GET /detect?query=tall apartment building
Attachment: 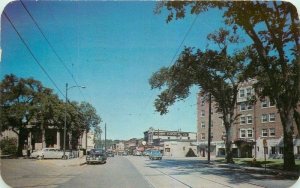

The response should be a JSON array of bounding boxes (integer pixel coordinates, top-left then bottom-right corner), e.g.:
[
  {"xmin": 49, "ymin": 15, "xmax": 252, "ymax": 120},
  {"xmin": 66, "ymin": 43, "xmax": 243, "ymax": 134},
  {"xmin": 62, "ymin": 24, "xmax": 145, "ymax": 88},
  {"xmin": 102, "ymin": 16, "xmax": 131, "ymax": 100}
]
[{"xmin": 197, "ymin": 79, "xmax": 300, "ymax": 159}]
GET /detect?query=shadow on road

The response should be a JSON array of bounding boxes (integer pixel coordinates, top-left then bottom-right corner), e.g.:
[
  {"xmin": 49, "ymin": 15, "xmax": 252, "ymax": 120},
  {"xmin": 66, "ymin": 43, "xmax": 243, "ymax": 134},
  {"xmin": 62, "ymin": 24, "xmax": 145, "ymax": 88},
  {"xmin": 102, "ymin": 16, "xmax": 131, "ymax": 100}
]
[{"xmin": 144, "ymin": 158, "xmax": 298, "ymax": 186}]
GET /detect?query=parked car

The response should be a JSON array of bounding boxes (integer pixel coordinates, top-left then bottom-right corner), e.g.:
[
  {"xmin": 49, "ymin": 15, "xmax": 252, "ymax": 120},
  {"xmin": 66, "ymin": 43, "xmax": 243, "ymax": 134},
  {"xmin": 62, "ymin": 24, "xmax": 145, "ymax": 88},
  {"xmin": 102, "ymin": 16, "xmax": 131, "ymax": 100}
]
[
  {"xmin": 30, "ymin": 148, "xmax": 69, "ymax": 159},
  {"xmin": 86, "ymin": 149, "xmax": 107, "ymax": 164},
  {"xmin": 143, "ymin": 150, "xmax": 151, "ymax": 156},
  {"xmin": 149, "ymin": 150, "xmax": 162, "ymax": 160}
]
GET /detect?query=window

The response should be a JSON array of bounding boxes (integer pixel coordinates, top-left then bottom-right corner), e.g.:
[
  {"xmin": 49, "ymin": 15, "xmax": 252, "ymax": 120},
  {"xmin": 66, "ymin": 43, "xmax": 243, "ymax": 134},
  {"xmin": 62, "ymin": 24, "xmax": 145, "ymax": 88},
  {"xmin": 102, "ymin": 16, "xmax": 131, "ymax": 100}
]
[
  {"xmin": 188, "ymin": 137, "xmax": 190, "ymax": 140},
  {"xmin": 269, "ymin": 113, "xmax": 275, "ymax": 122},
  {"xmin": 247, "ymin": 130, "xmax": 253, "ymax": 138},
  {"xmin": 247, "ymin": 104, "xmax": 253, "ymax": 110},
  {"xmin": 271, "ymin": 147, "xmax": 276, "ymax": 154},
  {"xmin": 240, "ymin": 130, "xmax": 246, "ymax": 138},
  {"xmin": 240, "ymin": 116, "xmax": 246, "ymax": 124},
  {"xmin": 239, "ymin": 89, "xmax": 245, "ymax": 98},
  {"xmin": 240, "ymin": 103, "xmax": 246, "ymax": 111},
  {"xmin": 165, "ymin": 148, "xmax": 170, "ymax": 152},
  {"xmin": 262, "ymin": 129, "xmax": 268, "ymax": 137},
  {"xmin": 201, "ymin": 133, "xmax": 205, "ymax": 140},
  {"xmin": 201, "ymin": 99, "xmax": 205, "ymax": 106},
  {"xmin": 201, "ymin": 110, "xmax": 205, "ymax": 117},
  {"xmin": 247, "ymin": 115, "xmax": 253, "ymax": 124},
  {"xmin": 183, "ymin": 147, "xmax": 185, "ymax": 151},
  {"xmin": 201, "ymin": 122, "xmax": 205, "ymax": 128},
  {"xmin": 297, "ymin": 146, "xmax": 300, "ymax": 154},
  {"xmin": 279, "ymin": 147, "xmax": 284, "ymax": 154},
  {"xmin": 246, "ymin": 88, "xmax": 252, "ymax": 97},
  {"xmin": 261, "ymin": 114, "xmax": 268, "ymax": 123},
  {"xmin": 269, "ymin": 100, "xmax": 275, "ymax": 107},
  {"xmin": 261, "ymin": 99, "xmax": 268, "ymax": 108},
  {"xmin": 269, "ymin": 128, "xmax": 275, "ymax": 137},
  {"xmin": 210, "ymin": 132, "xmax": 213, "ymax": 139}
]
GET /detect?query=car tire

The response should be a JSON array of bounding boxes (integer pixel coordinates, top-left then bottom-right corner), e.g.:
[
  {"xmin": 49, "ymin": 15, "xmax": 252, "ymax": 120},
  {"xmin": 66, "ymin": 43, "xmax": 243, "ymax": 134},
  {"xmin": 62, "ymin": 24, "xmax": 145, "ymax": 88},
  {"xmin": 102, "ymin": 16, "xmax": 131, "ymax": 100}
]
[
  {"xmin": 62, "ymin": 155, "xmax": 68, "ymax": 160},
  {"xmin": 37, "ymin": 155, "xmax": 44, "ymax": 160}
]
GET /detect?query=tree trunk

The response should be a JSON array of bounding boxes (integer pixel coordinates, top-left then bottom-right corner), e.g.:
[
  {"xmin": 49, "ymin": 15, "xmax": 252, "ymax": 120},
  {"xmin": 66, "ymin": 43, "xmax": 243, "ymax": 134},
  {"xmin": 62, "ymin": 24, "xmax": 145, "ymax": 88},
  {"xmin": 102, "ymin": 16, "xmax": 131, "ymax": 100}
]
[
  {"xmin": 279, "ymin": 108, "xmax": 296, "ymax": 170},
  {"xmin": 17, "ymin": 128, "xmax": 27, "ymax": 157},
  {"xmin": 225, "ymin": 126, "xmax": 234, "ymax": 163}
]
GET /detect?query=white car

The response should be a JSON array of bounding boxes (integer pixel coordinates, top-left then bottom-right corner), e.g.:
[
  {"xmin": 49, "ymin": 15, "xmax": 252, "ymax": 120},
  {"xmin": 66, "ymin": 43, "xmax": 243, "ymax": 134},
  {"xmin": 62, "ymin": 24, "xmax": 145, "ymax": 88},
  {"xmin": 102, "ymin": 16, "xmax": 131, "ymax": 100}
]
[{"xmin": 30, "ymin": 148, "xmax": 69, "ymax": 159}]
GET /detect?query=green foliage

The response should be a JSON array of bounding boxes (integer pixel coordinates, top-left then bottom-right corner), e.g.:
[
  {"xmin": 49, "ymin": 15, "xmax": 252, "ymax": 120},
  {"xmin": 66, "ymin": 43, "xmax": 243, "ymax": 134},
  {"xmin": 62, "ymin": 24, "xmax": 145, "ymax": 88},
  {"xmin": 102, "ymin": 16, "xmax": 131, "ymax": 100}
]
[
  {"xmin": 150, "ymin": 29, "xmax": 248, "ymax": 164},
  {"xmin": 0, "ymin": 74, "xmax": 102, "ymax": 154},
  {"xmin": 0, "ymin": 137, "xmax": 17, "ymax": 156},
  {"xmin": 156, "ymin": 0, "xmax": 299, "ymax": 171}
]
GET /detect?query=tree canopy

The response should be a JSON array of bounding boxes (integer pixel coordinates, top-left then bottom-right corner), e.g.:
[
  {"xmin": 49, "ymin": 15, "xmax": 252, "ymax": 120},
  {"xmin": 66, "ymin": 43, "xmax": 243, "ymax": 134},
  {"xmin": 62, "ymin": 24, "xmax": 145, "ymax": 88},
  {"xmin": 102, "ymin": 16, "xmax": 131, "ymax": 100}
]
[
  {"xmin": 154, "ymin": 1, "xmax": 300, "ymax": 170},
  {"xmin": 0, "ymin": 74, "xmax": 101, "ymax": 155}
]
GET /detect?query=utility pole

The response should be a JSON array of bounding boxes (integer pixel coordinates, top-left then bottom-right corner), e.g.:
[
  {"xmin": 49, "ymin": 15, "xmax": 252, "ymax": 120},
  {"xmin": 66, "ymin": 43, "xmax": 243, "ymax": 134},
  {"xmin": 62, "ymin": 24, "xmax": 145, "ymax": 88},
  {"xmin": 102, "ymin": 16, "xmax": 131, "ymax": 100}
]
[
  {"xmin": 105, "ymin": 123, "xmax": 107, "ymax": 151},
  {"xmin": 208, "ymin": 93, "xmax": 212, "ymax": 163}
]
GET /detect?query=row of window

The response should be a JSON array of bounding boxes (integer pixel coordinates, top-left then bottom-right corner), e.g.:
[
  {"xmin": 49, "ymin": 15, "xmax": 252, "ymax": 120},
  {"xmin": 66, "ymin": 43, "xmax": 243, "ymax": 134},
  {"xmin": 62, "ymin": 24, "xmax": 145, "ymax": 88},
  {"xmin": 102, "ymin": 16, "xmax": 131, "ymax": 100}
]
[
  {"xmin": 239, "ymin": 113, "xmax": 275, "ymax": 124},
  {"xmin": 239, "ymin": 100, "xmax": 275, "ymax": 112},
  {"xmin": 239, "ymin": 128, "xmax": 275, "ymax": 138},
  {"xmin": 200, "ymin": 133, "xmax": 213, "ymax": 140},
  {"xmin": 200, "ymin": 128, "xmax": 276, "ymax": 140},
  {"xmin": 200, "ymin": 113, "xmax": 275, "ymax": 128}
]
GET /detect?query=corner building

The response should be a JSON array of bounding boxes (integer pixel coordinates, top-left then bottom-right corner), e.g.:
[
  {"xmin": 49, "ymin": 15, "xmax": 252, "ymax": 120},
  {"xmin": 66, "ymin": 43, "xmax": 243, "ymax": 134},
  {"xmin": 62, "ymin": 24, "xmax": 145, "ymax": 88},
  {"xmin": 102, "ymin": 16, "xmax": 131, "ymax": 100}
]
[{"xmin": 197, "ymin": 79, "xmax": 300, "ymax": 159}]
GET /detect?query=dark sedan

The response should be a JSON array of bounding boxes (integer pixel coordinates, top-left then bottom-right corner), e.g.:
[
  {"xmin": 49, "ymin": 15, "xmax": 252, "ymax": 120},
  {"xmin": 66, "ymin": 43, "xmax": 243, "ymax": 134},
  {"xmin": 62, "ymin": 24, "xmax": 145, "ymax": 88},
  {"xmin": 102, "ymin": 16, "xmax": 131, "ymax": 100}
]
[{"xmin": 86, "ymin": 149, "xmax": 107, "ymax": 164}]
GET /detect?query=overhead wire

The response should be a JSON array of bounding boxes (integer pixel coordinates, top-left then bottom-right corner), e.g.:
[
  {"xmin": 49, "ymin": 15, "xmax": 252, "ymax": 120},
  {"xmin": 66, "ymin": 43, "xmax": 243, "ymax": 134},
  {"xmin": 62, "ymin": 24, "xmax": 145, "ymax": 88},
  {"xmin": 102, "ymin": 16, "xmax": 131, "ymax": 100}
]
[
  {"xmin": 3, "ymin": 11, "xmax": 65, "ymax": 98},
  {"xmin": 144, "ymin": 14, "xmax": 200, "ymax": 113},
  {"xmin": 4, "ymin": 9, "xmax": 86, "ymax": 120},
  {"xmin": 19, "ymin": 0, "xmax": 87, "ymax": 102}
]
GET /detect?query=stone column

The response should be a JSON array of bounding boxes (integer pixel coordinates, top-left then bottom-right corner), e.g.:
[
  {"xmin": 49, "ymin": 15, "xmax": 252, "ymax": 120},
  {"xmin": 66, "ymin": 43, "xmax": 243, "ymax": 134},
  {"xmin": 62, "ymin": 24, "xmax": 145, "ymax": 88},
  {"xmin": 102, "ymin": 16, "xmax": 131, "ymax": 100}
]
[
  {"xmin": 57, "ymin": 130, "xmax": 61, "ymax": 149},
  {"xmin": 68, "ymin": 132, "xmax": 72, "ymax": 150},
  {"xmin": 42, "ymin": 129, "xmax": 46, "ymax": 148}
]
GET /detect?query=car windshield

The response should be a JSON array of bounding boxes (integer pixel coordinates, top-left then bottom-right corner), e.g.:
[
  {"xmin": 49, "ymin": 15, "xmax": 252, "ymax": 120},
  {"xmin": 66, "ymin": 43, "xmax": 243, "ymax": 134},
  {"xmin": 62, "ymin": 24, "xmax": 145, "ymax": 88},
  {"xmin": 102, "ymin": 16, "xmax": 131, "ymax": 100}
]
[
  {"xmin": 90, "ymin": 149, "xmax": 104, "ymax": 155},
  {"xmin": 152, "ymin": 151, "xmax": 160, "ymax": 154}
]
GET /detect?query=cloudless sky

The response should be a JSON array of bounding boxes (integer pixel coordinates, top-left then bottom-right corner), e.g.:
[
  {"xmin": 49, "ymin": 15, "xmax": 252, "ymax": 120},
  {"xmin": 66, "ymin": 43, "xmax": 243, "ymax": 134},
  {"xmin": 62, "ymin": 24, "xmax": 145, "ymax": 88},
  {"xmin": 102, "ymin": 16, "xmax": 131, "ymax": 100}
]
[{"xmin": 1, "ymin": 0, "xmax": 298, "ymax": 140}]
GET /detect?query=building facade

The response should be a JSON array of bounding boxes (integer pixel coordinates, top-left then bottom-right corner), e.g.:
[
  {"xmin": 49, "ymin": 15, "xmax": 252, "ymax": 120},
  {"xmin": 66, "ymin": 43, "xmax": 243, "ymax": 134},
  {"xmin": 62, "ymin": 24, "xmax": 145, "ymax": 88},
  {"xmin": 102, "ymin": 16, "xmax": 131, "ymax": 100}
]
[
  {"xmin": 144, "ymin": 128, "xmax": 197, "ymax": 157},
  {"xmin": 197, "ymin": 79, "xmax": 300, "ymax": 159}
]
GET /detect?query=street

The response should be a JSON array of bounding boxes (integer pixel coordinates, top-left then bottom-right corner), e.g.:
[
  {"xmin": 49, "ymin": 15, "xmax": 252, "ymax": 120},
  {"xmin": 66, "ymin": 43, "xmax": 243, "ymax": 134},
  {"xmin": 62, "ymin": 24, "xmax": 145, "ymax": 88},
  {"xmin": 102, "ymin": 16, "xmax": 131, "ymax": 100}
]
[{"xmin": 1, "ymin": 156, "xmax": 298, "ymax": 188}]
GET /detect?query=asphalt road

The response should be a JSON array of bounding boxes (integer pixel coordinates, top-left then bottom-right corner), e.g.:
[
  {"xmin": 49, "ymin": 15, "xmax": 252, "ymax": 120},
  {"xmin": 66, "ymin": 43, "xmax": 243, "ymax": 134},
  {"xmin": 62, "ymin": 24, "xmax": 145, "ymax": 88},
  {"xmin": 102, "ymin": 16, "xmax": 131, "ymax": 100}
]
[
  {"xmin": 58, "ymin": 156, "xmax": 153, "ymax": 188},
  {"xmin": 1, "ymin": 156, "xmax": 298, "ymax": 188}
]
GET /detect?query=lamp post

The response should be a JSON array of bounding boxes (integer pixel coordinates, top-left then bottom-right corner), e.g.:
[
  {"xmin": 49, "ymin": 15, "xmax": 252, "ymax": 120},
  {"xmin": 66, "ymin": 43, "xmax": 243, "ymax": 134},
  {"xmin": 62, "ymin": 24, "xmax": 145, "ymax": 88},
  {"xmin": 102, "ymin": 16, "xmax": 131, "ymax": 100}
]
[{"xmin": 63, "ymin": 83, "xmax": 86, "ymax": 159}]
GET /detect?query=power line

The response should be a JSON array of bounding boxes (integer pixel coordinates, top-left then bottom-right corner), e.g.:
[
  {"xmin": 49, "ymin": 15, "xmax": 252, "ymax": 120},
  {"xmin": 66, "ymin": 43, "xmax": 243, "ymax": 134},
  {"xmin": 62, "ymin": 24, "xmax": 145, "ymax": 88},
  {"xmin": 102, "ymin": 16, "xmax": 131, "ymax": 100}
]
[
  {"xmin": 19, "ymin": 0, "xmax": 87, "ymax": 102},
  {"xmin": 3, "ymin": 11, "xmax": 65, "ymax": 98},
  {"xmin": 167, "ymin": 14, "xmax": 199, "ymax": 67},
  {"xmin": 145, "ymin": 14, "xmax": 200, "ymax": 113}
]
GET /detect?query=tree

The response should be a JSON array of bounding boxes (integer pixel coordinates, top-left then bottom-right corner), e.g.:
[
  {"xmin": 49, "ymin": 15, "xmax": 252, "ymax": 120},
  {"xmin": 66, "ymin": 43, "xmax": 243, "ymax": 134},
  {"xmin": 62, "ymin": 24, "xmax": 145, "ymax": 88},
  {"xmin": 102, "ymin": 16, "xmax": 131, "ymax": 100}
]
[
  {"xmin": 0, "ymin": 74, "xmax": 45, "ymax": 156},
  {"xmin": 94, "ymin": 124, "xmax": 103, "ymax": 148},
  {"xmin": 156, "ymin": 0, "xmax": 300, "ymax": 171},
  {"xmin": 33, "ymin": 87, "xmax": 65, "ymax": 148},
  {"xmin": 150, "ymin": 29, "xmax": 249, "ymax": 163},
  {"xmin": 79, "ymin": 102, "xmax": 101, "ymax": 149},
  {"xmin": 79, "ymin": 102, "xmax": 101, "ymax": 132}
]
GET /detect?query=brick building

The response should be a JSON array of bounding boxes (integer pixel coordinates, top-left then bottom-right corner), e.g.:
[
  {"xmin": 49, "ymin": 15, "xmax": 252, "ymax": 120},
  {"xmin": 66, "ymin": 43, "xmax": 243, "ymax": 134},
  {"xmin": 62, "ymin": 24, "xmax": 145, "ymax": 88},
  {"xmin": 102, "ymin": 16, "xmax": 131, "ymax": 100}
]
[{"xmin": 197, "ymin": 79, "xmax": 300, "ymax": 159}]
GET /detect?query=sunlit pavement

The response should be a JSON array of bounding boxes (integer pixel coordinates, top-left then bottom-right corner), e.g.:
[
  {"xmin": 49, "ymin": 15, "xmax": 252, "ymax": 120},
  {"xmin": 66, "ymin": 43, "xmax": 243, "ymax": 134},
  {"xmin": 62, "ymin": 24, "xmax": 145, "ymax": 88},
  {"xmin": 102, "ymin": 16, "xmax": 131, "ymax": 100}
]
[
  {"xmin": 126, "ymin": 156, "xmax": 299, "ymax": 188},
  {"xmin": 1, "ymin": 156, "xmax": 299, "ymax": 188},
  {"xmin": 1, "ymin": 157, "xmax": 86, "ymax": 188}
]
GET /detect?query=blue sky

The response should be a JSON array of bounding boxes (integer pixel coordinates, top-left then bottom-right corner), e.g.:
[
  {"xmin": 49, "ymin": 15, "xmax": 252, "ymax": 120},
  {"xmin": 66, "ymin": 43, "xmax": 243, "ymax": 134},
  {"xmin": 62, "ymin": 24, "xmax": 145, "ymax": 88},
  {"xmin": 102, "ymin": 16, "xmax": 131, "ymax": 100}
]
[{"xmin": 1, "ymin": 1, "xmax": 298, "ymax": 140}]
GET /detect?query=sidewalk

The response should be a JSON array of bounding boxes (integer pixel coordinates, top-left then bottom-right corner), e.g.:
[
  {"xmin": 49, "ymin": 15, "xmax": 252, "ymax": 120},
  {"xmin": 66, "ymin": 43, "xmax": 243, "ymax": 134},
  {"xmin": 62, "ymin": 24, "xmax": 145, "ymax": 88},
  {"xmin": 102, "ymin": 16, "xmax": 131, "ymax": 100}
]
[
  {"xmin": 36, "ymin": 156, "xmax": 86, "ymax": 167},
  {"xmin": 207, "ymin": 158, "xmax": 300, "ymax": 178},
  {"xmin": 163, "ymin": 156, "xmax": 299, "ymax": 178}
]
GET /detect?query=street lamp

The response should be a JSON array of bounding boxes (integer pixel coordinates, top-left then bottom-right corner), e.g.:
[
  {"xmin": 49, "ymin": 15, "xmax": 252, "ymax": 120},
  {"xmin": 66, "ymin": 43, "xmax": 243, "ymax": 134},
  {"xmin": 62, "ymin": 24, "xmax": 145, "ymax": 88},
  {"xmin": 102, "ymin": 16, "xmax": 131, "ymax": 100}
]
[{"xmin": 63, "ymin": 83, "xmax": 86, "ymax": 159}]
